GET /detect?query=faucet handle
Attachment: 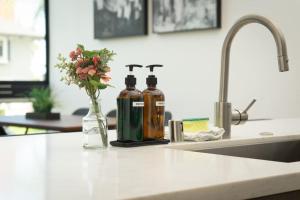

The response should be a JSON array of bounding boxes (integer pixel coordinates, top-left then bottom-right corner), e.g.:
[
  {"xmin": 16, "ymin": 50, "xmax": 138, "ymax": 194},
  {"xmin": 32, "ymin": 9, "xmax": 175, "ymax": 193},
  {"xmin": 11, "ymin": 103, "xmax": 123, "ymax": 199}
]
[
  {"xmin": 232, "ymin": 99, "xmax": 257, "ymax": 125},
  {"xmin": 242, "ymin": 99, "xmax": 256, "ymax": 113}
]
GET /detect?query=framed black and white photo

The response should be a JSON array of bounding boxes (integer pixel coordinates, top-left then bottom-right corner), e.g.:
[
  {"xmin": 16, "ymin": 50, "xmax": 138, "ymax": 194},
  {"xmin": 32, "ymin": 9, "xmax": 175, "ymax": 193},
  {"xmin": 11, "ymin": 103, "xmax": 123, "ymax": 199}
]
[
  {"xmin": 0, "ymin": 36, "xmax": 9, "ymax": 64},
  {"xmin": 153, "ymin": 0, "xmax": 221, "ymax": 33},
  {"xmin": 94, "ymin": 0, "xmax": 148, "ymax": 39}
]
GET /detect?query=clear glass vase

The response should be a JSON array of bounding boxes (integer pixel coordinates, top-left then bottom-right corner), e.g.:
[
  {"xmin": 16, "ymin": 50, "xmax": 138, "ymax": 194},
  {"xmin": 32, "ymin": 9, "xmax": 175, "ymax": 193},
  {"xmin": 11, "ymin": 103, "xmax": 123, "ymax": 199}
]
[{"xmin": 82, "ymin": 98, "xmax": 108, "ymax": 149}]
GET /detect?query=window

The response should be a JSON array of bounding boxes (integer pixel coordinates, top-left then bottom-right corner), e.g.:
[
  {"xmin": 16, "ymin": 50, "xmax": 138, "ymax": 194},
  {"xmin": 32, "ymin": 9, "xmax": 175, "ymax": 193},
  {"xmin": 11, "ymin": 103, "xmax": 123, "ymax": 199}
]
[{"xmin": 0, "ymin": 0, "xmax": 49, "ymax": 97}]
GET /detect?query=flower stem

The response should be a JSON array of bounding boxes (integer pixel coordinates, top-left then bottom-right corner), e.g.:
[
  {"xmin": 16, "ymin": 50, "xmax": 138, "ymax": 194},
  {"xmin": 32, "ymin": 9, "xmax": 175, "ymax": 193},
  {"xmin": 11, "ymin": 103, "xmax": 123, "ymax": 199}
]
[{"xmin": 91, "ymin": 95, "xmax": 108, "ymax": 147}]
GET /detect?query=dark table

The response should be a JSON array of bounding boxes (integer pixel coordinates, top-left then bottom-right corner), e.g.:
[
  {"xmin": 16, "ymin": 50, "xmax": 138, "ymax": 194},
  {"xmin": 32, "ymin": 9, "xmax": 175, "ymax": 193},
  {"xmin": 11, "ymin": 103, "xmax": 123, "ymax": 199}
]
[{"xmin": 0, "ymin": 115, "xmax": 116, "ymax": 135}]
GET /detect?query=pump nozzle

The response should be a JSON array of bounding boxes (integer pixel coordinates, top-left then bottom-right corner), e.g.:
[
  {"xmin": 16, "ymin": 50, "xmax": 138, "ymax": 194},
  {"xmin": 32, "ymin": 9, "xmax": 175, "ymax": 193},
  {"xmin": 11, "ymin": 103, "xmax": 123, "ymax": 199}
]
[
  {"xmin": 145, "ymin": 64, "xmax": 163, "ymax": 87},
  {"xmin": 125, "ymin": 64, "xmax": 142, "ymax": 88},
  {"xmin": 126, "ymin": 64, "xmax": 143, "ymax": 72},
  {"xmin": 146, "ymin": 64, "xmax": 163, "ymax": 72}
]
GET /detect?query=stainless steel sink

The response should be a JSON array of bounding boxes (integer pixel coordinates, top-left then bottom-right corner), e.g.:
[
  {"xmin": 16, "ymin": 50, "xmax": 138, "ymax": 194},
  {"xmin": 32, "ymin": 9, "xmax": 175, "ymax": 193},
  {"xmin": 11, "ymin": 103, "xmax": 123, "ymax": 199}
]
[{"xmin": 196, "ymin": 140, "xmax": 300, "ymax": 163}]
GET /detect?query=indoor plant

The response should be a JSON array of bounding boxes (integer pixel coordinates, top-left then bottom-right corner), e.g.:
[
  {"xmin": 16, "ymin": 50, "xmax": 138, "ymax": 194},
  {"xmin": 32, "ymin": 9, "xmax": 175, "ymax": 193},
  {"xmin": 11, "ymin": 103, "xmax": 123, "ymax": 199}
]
[
  {"xmin": 55, "ymin": 44, "xmax": 115, "ymax": 148},
  {"xmin": 26, "ymin": 87, "xmax": 59, "ymax": 120}
]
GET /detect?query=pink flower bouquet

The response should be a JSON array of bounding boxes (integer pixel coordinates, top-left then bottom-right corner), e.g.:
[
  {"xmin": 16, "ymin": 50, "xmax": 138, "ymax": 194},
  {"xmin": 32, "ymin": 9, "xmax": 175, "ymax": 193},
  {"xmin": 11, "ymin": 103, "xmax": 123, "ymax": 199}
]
[{"xmin": 56, "ymin": 44, "xmax": 115, "ymax": 147}]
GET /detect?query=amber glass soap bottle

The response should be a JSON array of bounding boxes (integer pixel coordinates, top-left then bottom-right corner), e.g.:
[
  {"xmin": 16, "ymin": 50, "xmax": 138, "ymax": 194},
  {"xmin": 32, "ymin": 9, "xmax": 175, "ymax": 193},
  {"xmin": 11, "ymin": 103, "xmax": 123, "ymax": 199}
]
[
  {"xmin": 117, "ymin": 64, "xmax": 144, "ymax": 142},
  {"xmin": 143, "ymin": 64, "xmax": 165, "ymax": 140}
]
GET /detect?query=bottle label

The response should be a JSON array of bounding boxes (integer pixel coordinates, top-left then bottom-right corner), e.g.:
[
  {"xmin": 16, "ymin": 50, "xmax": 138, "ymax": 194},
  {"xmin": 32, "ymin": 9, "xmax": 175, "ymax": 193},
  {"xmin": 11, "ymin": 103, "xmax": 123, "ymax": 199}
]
[
  {"xmin": 156, "ymin": 101, "xmax": 165, "ymax": 107},
  {"xmin": 132, "ymin": 102, "xmax": 144, "ymax": 107}
]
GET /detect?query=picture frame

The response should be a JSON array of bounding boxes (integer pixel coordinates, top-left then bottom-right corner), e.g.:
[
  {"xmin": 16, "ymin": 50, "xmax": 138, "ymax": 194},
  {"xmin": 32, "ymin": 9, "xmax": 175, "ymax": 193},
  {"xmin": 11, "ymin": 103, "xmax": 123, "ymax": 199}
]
[
  {"xmin": 0, "ymin": 36, "xmax": 9, "ymax": 64},
  {"xmin": 153, "ymin": 0, "xmax": 221, "ymax": 34},
  {"xmin": 94, "ymin": 0, "xmax": 148, "ymax": 39}
]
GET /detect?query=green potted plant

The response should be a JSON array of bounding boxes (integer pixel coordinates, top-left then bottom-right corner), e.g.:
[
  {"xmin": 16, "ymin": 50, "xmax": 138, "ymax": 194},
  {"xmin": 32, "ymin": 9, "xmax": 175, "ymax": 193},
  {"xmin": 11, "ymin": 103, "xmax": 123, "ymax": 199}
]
[{"xmin": 26, "ymin": 87, "xmax": 60, "ymax": 120}]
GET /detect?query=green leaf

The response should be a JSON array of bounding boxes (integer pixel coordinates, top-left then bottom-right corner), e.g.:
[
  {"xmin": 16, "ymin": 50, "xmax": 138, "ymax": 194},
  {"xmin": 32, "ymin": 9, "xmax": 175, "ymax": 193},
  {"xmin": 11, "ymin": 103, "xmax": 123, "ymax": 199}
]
[
  {"xmin": 106, "ymin": 84, "xmax": 115, "ymax": 88},
  {"xmin": 82, "ymin": 50, "xmax": 97, "ymax": 58},
  {"xmin": 77, "ymin": 44, "xmax": 85, "ymax": 50},
  {"xmin": 98, "ymin": 82, "xmax": 107, "ymax": 89},
  {"xmin": 89, "ymin": 79, "xmax": 107, "ymax": 90},
  {"xmin": 89, "ymin": 79, "xmax": 99, "ymax": 87}
]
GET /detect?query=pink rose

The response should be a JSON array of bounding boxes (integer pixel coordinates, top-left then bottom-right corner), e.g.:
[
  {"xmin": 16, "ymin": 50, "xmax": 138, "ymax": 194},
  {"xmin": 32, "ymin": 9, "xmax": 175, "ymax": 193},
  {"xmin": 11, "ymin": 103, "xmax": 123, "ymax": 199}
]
[
  {"xmin": 79, "ymin": 74, "xmax": 87, "ymax": 80},
  {"xmin": 81, "ymin": 68, "xmax": 89, "ymax": 74},
  {"xmin": 76, "ymin": 67, "xmax": 82, "ymax": 74},
  {"xmin": 88, "ymin": 68, "xmax": 97, "ymax": 76},
  {"xmin": 69, "ymin": 51, "xmax": 77, "ymax": 61},
  {"xmin": 81, "ymin": 65, "xmax": 94, "ymax": 74},
  {"xmin": 92, "ymin": 56, "xmax": 101, "ymax": 65}
]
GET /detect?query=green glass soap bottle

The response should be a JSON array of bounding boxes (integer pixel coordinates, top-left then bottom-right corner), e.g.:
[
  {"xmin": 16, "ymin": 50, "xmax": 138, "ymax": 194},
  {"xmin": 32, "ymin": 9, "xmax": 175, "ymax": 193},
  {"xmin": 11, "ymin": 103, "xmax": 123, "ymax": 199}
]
[
  {"xmin": 143, "ymin": 64, "xmax": 165, "ymax": 140},
  {"xmin": 117, "ymin": 64, "xmax": 144, "ymax": 142}
]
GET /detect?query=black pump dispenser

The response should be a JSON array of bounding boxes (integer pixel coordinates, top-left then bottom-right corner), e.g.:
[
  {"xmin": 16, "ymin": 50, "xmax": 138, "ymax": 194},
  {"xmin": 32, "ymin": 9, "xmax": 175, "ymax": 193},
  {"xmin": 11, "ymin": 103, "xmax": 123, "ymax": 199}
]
[
  {"xmin": 117, "ymin": 64, "xmax": 144, "ymax": 142},
  {"xmin": 125, "ymin": 64, "xmax": 142, "ymax": 87},
  {"xmin": 146, "ymin": 64, "xmax": 163, "ymax": 87}
]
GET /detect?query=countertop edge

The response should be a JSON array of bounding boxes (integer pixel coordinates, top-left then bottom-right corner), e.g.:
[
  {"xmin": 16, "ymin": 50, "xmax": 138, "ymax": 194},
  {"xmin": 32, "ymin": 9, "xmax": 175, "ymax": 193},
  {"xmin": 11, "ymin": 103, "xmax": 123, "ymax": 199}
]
[{"xmin": 126, "ymin": 171, "xmax": 300, "ymax": 200}]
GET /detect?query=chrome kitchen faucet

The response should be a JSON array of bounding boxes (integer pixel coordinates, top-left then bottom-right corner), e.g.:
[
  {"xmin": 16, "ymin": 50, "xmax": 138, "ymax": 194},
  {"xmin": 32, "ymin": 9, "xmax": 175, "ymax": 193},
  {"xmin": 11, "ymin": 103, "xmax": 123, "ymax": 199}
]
[{"xmin": 215, "ymin": 15, "xmax": 290, "ymax": 138}]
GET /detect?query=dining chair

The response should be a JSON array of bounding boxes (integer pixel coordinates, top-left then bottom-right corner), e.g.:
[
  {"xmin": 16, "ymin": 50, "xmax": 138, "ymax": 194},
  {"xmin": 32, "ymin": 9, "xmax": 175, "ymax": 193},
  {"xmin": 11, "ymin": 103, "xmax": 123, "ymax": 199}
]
[{"xmin": 72, "ymin": 108, "xmax": 89, "ymax": 116}]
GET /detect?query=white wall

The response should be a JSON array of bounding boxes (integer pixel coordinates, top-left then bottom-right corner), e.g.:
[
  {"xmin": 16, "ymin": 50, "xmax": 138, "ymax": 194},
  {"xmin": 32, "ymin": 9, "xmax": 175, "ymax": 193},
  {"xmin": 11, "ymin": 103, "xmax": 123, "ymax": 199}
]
[{"xmin": 50, "ymin": 0, "xmax": 300, "ymax": 121}]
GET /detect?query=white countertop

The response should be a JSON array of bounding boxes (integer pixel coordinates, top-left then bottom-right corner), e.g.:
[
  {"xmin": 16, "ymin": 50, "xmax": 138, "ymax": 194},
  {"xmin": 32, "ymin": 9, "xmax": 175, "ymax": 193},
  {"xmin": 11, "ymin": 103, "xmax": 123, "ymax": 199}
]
[{"xmin": 2, "ymin": 118, "xmax": 300, "ymax": 200}]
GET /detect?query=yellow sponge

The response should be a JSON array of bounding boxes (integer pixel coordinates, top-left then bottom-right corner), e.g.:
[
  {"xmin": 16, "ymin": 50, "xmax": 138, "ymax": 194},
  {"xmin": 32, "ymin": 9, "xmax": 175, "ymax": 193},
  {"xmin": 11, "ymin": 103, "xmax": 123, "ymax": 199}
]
[{"xmin": 183, "ymin": 118, "xmax": 209, "ymax": 132}]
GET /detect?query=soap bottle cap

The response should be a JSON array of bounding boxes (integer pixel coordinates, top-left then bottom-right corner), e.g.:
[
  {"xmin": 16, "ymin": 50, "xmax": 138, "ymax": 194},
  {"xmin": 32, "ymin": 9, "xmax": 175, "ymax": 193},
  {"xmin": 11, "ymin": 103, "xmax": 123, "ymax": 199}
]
[
  {"xmin": 146, "ymin": 64, "xmax": 163, "ymax": 87},
  {"xmin": 125, "ymin": 64, "xmax": 143, "ymax": 88}
]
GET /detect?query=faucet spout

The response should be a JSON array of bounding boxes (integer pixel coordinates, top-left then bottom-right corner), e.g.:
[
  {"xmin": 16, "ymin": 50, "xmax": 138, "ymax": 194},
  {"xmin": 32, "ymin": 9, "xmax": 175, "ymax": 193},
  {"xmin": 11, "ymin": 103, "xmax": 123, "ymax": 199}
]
[
  {"xmin": 215, "ymin": 15, "xmax": 290, "ymax": 138},
  {"xmin": 219, "ymin": 15, "xmax": 289, "ymax": 103}
]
